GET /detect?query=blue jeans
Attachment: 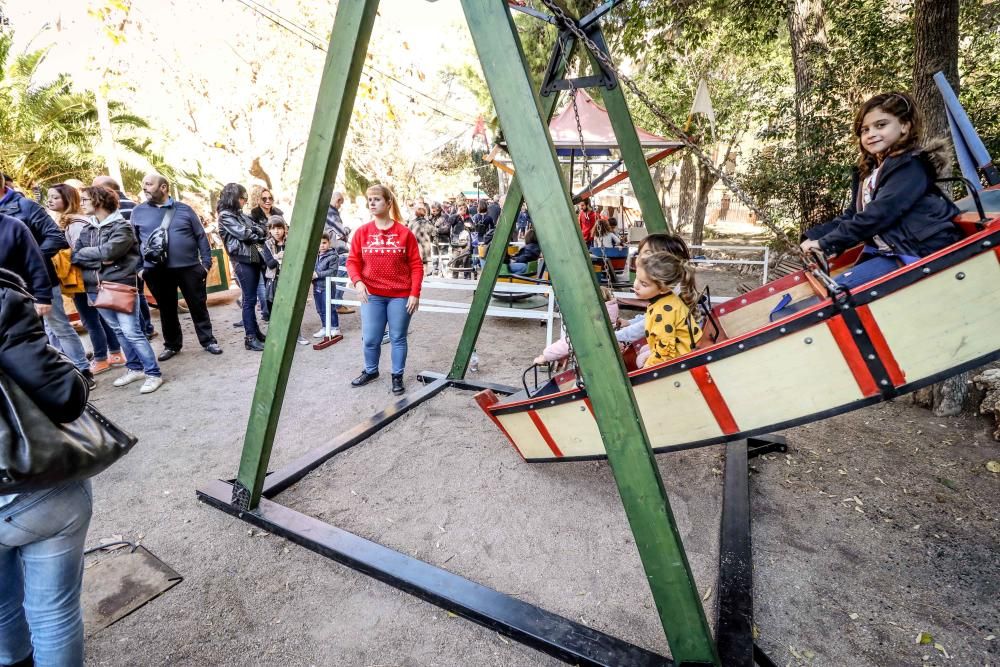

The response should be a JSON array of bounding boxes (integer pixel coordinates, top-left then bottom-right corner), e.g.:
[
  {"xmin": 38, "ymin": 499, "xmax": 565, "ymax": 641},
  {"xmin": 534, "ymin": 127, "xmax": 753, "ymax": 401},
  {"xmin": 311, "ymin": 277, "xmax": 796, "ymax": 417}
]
[
  {"xmin": 73, "ymin": 292, "xmax": 120, "ymax": 360},
  {"xmin": 136, "ymin": 278, "xmax": 154, "ymax": 336},
  {"xmin": 361, "ymin": 295, "xmax": 411, "ymax": 375},
  {"xmin": 257, "ymin": 279, "xmax": 270, "ymax": 321},
  {"xmin": 313, "ymin": 282, "xmax": 339, "ymax": 330},
  {"xmin": 509, "ymin": 261, "xmax": 529, "ymax": 275},
  {"xmin": 835, "ymin": 254, "xmax": 916, "ymax": 289},
  {"xmin": 234, "ymin": 262, "xmax": 264, "ymax": 338},
  {"xmin": 95, "ymin": 295, "xmax": 162, "ymax": 377},
  {"xmin": 43, "ymin": 286, "xmax": 90, "ymax": 372},
  {"xmin": 0, "ymin": 480, "xmax": 93, "ymax": 667}
]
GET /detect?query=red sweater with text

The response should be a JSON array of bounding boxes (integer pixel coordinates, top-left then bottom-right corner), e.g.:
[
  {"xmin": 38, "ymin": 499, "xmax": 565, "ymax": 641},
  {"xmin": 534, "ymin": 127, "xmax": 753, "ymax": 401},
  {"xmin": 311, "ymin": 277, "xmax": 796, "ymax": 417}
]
[{"xmin": 346, "ymin": 221, "xmax": 424, "ymax": 298}]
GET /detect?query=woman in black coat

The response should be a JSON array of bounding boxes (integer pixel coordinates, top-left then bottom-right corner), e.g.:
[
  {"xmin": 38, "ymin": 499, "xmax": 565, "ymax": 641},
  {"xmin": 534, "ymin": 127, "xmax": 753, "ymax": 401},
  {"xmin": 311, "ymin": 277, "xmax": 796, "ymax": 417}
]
[
  {"xmin": 0, "ymin": 268, "xmax": 90, "ymax": 667},
  {"xmin": 217, "ymin": 183, "xmax": 268, "ymax": 351}
]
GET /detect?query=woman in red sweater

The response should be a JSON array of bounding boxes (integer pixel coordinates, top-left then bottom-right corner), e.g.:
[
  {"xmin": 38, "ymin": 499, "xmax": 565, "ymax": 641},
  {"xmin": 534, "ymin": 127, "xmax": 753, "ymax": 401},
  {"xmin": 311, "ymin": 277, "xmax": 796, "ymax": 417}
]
[{"xmin": 346, "ymin": 184, "xmax": 424, "ymax": 395}]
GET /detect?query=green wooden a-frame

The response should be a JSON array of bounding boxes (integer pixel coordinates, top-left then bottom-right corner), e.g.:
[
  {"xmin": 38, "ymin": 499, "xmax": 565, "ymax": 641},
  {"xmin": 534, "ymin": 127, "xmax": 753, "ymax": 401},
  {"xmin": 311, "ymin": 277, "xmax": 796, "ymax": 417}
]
[{"xmin": 228, "ymin": 1, "xmax": 718, "ymax": 663}]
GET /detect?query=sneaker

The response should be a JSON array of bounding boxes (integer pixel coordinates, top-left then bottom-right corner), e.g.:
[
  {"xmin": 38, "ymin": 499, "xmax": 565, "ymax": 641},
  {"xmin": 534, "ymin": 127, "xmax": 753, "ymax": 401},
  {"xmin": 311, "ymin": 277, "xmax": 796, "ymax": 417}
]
[
  {"xmin": 381, "ymin": 332, "xmax": 390, "ymax": 345},
  {"xmin": 90, "ymin": 358, "xmax": 112, "ymax": 375},
  {"xmin": 107, "ymin": 352, "xmax": 126, "ymax": 367},
  {"xmin": 327, "ymin": 328, "xmax": 342, "ymax": 338},
  {"xmin": 313, "ymin": 328, "xmax": 328, "ymax": 338},
  {"xmin": 297, "ymin": 336, "xmax": 310, "ymax": 346},
  {"xmin": 351, "ymin": 369, "xmax": 380, "ymax": 387},
  {"xmin": 113, "ymin": 369, "xmax": 146, "ymax": 387},
  {"xmin": 139, "ymin": 376, "xmax": 164, "ymax": 394},
  {"xmin": 391, "ymin": 373, "xmax": 404, "ymax": 395}
]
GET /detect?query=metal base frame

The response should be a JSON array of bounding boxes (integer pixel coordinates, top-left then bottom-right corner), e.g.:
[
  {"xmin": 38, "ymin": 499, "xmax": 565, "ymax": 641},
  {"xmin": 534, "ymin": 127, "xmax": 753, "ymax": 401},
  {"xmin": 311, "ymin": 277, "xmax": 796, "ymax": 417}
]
[{"xmin": 198, "ymin": 374, "xmax": 783, "ymax": 666}]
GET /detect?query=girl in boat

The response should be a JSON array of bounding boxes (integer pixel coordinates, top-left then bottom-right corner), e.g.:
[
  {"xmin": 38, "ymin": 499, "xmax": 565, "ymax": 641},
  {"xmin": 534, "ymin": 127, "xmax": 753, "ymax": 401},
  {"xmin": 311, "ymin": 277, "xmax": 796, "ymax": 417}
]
[
  {"xmin": 616, "ymin": 233, "xmax": 691, "ymax": 345},
  {"xmin": 633, "ymin": 251, "xmax": 701, "ymax": 368},
  {"xmin": 800, "ymin": 91, "xmax": 961, "ymax": 287}
]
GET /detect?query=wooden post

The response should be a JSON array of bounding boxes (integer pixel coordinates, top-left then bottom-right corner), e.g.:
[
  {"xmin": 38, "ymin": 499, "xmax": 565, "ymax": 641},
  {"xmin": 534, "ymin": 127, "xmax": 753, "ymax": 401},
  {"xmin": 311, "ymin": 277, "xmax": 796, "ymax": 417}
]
[
  {"xmin": 232, "ymin": 0, "xmax": 381, "ymax": 511},
  {"xmin": 585, "ymin": 26, "xmax": 671, "ymax": 234},
  {"xmin": 460, "ymin": 2, "xmax": 718, "ymax": 664},
  {"xmin": 448, "ymin": 38, "xmax": 575, "ymax": 380}
]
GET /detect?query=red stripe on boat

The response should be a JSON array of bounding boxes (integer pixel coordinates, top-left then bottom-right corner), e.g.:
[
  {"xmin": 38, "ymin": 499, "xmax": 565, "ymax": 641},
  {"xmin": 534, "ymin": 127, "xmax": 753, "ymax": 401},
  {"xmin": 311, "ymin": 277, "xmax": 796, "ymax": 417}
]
[
  {"xmin": 583, "ymin": 398, "xmax": 595, "ymax": 415},
  {"xmin": 528, "ymin": 410, "xmax": 564, "ymax": 457},
  {"xmin": 690, "ymin": 366, "xmax": 739, "ymax": 434},
  {"xmin": 475, "ymin": 391, "xmax": 527, "ymax": 461},
  {"xmin": 855, "ymin": 306, "xmax": 906, "ymax": 386},
  {"xmin": 826, "ymin": 317, "xmax": 880, "ymax": 397}
]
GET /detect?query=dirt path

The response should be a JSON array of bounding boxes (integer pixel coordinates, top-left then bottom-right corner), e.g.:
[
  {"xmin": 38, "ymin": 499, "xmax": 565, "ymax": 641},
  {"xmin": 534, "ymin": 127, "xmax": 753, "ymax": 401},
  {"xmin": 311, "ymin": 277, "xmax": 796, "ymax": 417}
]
[{"xmin": 81, "ymin": 285, "xmax": 998, "ymax": 666}]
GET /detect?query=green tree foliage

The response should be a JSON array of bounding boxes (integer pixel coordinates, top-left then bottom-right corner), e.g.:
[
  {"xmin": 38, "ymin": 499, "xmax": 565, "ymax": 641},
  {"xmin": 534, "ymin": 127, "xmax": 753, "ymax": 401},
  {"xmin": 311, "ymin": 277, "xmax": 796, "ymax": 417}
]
[{"xmin": 0, "ymin": 30, "xmax": 203, "ymax": 193}]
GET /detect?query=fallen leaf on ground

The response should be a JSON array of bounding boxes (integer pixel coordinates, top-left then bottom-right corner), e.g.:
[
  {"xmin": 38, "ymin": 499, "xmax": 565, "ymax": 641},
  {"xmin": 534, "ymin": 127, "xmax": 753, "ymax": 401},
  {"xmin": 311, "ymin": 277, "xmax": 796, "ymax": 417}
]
[
  {"xmin": 934, "ymin": 642, "xmax": 949, "ymax": 658},
  {"xmin": 849, "ymin": 612, "xmax": 859, "ymax": 620},
  {"xmin": 916, "ymin": 632, "xmax": 933, "ymax": 645},
  {"xmin": 987, "ymin": 460, "xmax": 1000, "ymax": 473},
  {"xmin": 702, "ymin": 586, "xmax": 712, "ymax": 601}
]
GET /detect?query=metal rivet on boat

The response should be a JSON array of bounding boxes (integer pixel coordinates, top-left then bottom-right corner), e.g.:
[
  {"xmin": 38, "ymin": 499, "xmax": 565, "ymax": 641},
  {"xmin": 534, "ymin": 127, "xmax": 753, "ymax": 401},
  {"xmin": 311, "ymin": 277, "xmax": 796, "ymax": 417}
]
[
  {"xmin": 881, "ymin": 379, "xmax": 889, "ymax": 386},
  {"xmin": 529, "ymin": 405, "xmax": 534, "ymax": 410},
  {"xmin": 674, "ymin": 381, "xmax": 681, "ymax": 387},
  {"xmin": 855, "ymin": 329, "xmax": 863, "ymax": 335},
  {"xmin": 984, "ymin": 240, "xmax": 992, "ymax": 247},
  {"xmin": 720, "ymin": 308, "xmax": 726, "ymax": 314},
  {"xmin": 580, "ymin": 405, "xmax": 586, "ymax": 411},
  {"xmin": 738, "ymin": 343, "xmax": 745, "ymax": 349},
  {"xmin": 804, "ymin": 337, "xmax": 813, "ymax": 344},
  {"xmin": 794, "ymin": 276, "xmax": 800, "ymax": 281},
  {"xmin": 922, "ymin": 267, "xmax": 931, "ymax": 274},
  {"xmin": 740, "ymin": 298, "xmax": 747, "ymax": 304},
  {"xmin": 817, "ymin": 311, "xmax": 824, "ymax": 317},
  {"xmin": 706, "ymin": 355, "xmax": 713, "ymax": 361},
  {"xmin": 550, "ymin": 400, "xmax": 555, "ymax": 405},
  {"xmin": 956, "ymin": 272, "xmax": 966, "ymax": 280},
  {"xmin": 867, "ymin": 354, "xmax": 876, "ymax": 360},
  {"xmin": 653, "ymin": 372, "xmax": 659, "ymax": 378},
  {"xmin": 870, "ymin": 291, "xmax": 878, "ymax": 297},
  {"xmin": 780, "ymin": 327, "xmax": 787, "ymax": 333},
  {"xmin": 768, "ymin": 287, "xmax": 775, "ymax": 293}
]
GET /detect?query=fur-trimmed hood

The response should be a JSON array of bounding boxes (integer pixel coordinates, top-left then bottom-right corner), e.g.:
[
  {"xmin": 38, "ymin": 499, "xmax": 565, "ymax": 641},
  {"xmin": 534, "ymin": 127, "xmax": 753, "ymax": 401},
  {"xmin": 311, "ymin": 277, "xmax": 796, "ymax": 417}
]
[{"xmin": 918, "ymin": 137, "xmax": 954, "ymax": 178}]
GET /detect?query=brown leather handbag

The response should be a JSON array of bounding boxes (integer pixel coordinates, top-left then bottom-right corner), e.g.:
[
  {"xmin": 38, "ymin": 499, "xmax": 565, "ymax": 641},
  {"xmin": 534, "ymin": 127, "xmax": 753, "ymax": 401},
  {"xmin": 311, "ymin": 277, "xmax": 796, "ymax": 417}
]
[{"xmin": 93, "ymin": 280, "xmax": 138, "ymax": 314}]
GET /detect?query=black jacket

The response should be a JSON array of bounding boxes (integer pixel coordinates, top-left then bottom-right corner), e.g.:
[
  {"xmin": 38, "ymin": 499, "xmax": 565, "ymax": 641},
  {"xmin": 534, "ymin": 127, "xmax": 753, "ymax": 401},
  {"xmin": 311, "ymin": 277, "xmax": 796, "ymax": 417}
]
[
  {"xmin": 0, "ymin": 214, "xmax": 52, "ymax": 303},
  {"xmin": 0, "ymin": 189, "xmax": 68, "ymax": 284},
  {"xmin": 0, "ymin": 269, "xmax": 88, "ymax": 423},
  {"xmin": 72, "ymin": 212, "xmax": 142, "ymax": 290},
  {"xmin": 218, "ymin": 210, "xmax": 267, "ymax": 265},
  {"xmin": 511, "ymin": 242, "xmax": 541, "ymax": 264},
  {"xmin": 250, "ymin": 205, "xmax": 284, "ymax": 225},
  {"xmin": 806, "ymin": 140, "xmax": 961, "ymax": 258}
]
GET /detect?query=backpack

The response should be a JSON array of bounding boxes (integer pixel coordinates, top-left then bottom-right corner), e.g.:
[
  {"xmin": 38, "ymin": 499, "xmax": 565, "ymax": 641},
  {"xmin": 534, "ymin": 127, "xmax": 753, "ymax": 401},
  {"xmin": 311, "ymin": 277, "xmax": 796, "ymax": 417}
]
[{"xmin": 142, "ymin": 207, "xmax": 174, "ymax": 266}]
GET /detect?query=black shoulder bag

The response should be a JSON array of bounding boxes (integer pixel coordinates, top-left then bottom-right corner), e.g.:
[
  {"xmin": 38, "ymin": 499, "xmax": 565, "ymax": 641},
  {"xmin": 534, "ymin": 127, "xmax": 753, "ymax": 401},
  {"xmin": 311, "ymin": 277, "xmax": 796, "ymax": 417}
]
[
  {"xmin": 142, "ymin": 207, "xmax": 175, "ymax": 266},
  {"xmin": 0, "ymin": 371, "xmax": 138, "ymax": 494}
]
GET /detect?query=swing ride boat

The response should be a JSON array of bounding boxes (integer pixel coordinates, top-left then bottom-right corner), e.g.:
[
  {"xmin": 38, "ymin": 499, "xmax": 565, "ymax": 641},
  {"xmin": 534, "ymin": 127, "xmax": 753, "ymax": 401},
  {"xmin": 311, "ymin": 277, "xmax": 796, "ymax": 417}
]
[{"xmin": 476, "ymin": 188, "xmax": 1000, "ymax": 461}]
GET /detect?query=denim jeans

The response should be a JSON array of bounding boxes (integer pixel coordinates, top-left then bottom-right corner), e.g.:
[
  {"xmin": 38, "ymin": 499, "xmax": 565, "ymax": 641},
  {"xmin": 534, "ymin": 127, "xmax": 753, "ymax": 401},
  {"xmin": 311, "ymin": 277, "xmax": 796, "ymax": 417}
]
[
  {"xmin": 360, "ymin": 295, "xmax": 411, "ymax": 375},
  {"xmin": 257, "ymin": 279, "xmax": 269, "ymax": 321},
  {"xmin": 508, "ymin": 261, "xmax": 529, "ymax": 275},
  {"xmin": 834, "ymin": 253, "xmax": 916, "ymax": 289},
  {"xmin": 95, "ymin": 294, "xmax": 162, "ymax": 377},
  {"xmin": 0, "ymin": 480, "xmax": 93, "ymax": 667},
  {"xmin": 313, "ymin": 282, "xmax": 339, "ymax": 330},
  {"xmin": 234, "ymin": 262, "xmax": 264, "ymax": 338},
  {"xmin": 43, "ymin": 286, "xmax": 89, "ymax": 372},
  {"xmin": 72, "ymin": 293, "xmax": 120, "ymax": 360}
]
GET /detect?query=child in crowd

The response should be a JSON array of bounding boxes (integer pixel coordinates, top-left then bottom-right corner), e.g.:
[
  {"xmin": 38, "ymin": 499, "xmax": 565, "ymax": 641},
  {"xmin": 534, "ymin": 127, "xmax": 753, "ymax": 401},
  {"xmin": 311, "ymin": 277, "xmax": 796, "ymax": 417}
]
[
  {"xmin": 260, "ymin": 216, "xmax": 309, "ymax": 345},
  {"xmin": 616, "ymin": 233, "xmax": 691, "ymax": 345},
  {"xmin": 592, "ymin": 216, "xmax": 621, "ymax": 249},
  {"xmin": 633, "ymin": 252, "xmax": 701, "ymax": 368},
  {"xmin": 507, "ymin": 229, "xmax": 540, "ymax": 275},
  {"xmin": 312, "ymin": 233, "xmax": 341, "ymax": 338},
  {"xmin": 534, "ymin": 286, "xmax": 617, "ymax": 368},
  {"xmin": 800, "ymin": 91, "xmax": 960, "ymax": 287}
]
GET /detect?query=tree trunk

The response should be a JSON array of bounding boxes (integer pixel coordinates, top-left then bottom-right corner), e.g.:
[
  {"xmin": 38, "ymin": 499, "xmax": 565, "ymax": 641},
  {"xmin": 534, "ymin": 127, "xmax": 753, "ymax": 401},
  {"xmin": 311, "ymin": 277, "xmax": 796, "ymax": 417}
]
[
  {"xmin": 677, "ymin": 154, "xmax": 697, "ymax": 233},
  {"xmin": 690, "ymin": 164, "xmax": 719, "ymax": 248},
  {"xmin": 911, "ymin": 0, "xmax": 969, "ymax": 417},
  {"xmin": 913, "ymin": 0, "xmax": 960, "ymax": 142},
  {"xmin": 786, "ymin": 0, "xmax": 830, "ymax": 232}
]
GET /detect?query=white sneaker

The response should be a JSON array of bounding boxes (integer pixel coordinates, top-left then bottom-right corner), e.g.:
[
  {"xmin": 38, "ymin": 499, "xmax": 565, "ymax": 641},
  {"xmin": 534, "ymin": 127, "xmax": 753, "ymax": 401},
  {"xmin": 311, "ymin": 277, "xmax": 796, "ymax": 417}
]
[
  {"xmin": 113, "ymin": 369, "xmax": 145, "ymax": 387},
  {"xmin": 312, "ymin": 328, "xmax": 327, "ymax": 338},
  {"xmin": 297, "ymin": 335, "xmax": 310, "ymax": 345},
  {"xmin": 139, "ymin": 376, "xmax": 164, "ymax": 394},
  {"xmin": 327, "ymin": 328, "xmax": 341, "ymax": 337}
]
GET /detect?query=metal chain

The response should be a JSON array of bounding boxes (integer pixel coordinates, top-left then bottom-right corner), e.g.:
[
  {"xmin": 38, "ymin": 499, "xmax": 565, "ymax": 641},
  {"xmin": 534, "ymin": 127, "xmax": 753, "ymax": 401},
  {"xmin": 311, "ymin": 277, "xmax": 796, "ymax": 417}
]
[
  {"xmin": 568, "ymin": 79, "xmax": 593, "ymax": 191},
  {"xmin": 537, "ymin": 0, "xmax": 801, "ymax": 251}
]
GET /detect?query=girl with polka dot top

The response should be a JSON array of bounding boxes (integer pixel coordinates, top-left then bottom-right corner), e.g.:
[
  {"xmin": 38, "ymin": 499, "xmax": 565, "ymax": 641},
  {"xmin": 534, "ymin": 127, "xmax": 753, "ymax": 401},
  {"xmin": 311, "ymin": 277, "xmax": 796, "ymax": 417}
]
[{"xmin": 632, "ymin": 252, "xmax": 702, "ymax": 368}]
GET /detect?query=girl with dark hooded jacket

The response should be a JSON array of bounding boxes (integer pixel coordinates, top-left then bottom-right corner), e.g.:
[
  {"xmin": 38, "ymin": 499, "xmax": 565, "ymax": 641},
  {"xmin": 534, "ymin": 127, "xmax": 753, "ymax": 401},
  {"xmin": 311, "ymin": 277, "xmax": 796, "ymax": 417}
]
[
  {"xmin": 801, "ymin": 91, "xmax": 961, "ymax": 288},
  {"xmin": 73, "ymin": 186, "xmax": 163, "ymax": 394},
  {"xmin": 0, "ymin": 268, "xmax": 90, "ymax": 667},
  {"xmin": 217, "ymin": 183, "xmax": 268, "ymax": 351}
]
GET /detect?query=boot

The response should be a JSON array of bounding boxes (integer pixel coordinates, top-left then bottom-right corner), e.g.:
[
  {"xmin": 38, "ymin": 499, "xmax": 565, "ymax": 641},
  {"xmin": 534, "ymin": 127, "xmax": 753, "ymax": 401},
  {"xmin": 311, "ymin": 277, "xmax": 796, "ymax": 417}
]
[
  {"xmin": 244, "ymin": 335, "xmax": 265, "ymax": 352},
  {"xmin": 391, "ymin": 373, "xmax": 405, "ymax": 395},
  {"xmin": 256, "ymin": 331, "xmax": 266, "ymax": 343},
  {"xmin": 351, "ymin": 369, "xmax": 379, "ymax": 387}
]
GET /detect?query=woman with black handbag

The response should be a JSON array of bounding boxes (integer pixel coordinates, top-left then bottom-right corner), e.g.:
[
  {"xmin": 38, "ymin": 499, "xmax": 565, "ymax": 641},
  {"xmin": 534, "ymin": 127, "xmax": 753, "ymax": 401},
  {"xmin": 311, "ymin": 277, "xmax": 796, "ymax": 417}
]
[
  {"xmin": 217, "ymin": 183, "xmax": 268, "ymax": 351},
  {"xmin": 73, "ymin": 187, "xmax": 163, "ymax": 394},
  {"xmin": 0, "ymin": 267, "xmax": 92, "ymax": 667}
]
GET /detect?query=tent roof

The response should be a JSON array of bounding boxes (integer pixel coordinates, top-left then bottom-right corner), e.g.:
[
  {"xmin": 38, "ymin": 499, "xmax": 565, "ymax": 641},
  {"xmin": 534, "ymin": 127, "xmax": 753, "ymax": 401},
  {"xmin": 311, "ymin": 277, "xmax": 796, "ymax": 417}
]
[{"xmin": 547, "ymin": 89, "xmax": 682, "ymax": 150}]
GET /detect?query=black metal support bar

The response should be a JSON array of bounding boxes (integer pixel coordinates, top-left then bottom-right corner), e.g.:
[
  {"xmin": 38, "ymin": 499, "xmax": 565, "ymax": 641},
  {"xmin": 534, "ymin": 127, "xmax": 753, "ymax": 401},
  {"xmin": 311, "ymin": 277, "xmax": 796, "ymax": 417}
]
[
  {"xmin": 579, "ymin": 0, "xmax": 625, "ymax": 28},
  {"xmin": 196, "ymin": 479, "xmax": 675, "ymax": 667},
  {"xmin": 745, "ymin": 434, "xmax": 787, "ymax": 460},
  {"xmin": 260, "ymin": 378, "xmax": 449, "ymax": 497},
  {"xmin": 508, "ymin": 3, "xmax": 557, "ymax": 25},
  {"xmin": 717, "ymin": 440, "xmax": 754, "ymax": 667},
  {"xmin": 416, "ymin": 370, "xmax": 518, "ymax": 396}
]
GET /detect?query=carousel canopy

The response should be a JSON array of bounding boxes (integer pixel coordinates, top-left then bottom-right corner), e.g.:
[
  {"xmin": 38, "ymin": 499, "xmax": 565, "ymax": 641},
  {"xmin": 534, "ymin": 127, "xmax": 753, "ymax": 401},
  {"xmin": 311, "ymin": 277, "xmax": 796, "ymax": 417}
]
[{"xmin": 546, "ymin": 89, "xmax": 683, "ymax": 156}]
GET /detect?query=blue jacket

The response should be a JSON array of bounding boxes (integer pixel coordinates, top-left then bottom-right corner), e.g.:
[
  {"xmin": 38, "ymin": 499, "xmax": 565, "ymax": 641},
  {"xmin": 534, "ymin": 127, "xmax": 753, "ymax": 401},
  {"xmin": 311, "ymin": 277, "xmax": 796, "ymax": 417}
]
[
  {"xmin": 806, "ymin": 141, "xmax": 961, "ymax": 258},
  {"xmin": 0, "ymin": 188, "xmax": 68, "ymax": 283},
  {"xmin": 313, "ymin": 249, "xmax": 339, "ymax": 286},
  {"xmin": 0, "ymin": 214, "xmax": 53, "ymax": 304},
  {"xmin": 131, "ymin": 199, "xmax": 212, "ymax": 270}
]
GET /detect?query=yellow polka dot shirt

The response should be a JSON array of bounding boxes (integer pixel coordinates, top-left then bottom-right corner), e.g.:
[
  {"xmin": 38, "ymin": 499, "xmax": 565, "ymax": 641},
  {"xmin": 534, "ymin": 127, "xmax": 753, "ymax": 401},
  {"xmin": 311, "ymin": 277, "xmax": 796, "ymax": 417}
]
[{"xmin": 643, "ymin": 292, "xmax": 702, "ymax": 367}]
